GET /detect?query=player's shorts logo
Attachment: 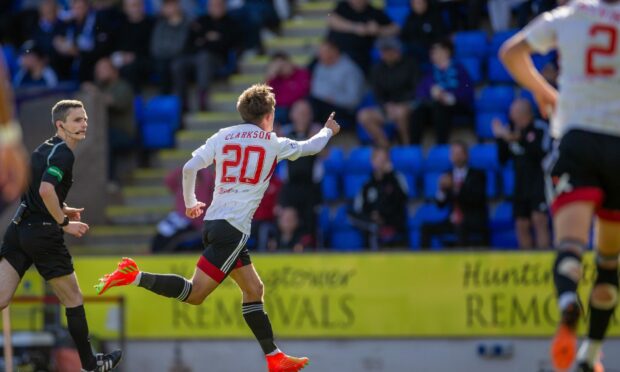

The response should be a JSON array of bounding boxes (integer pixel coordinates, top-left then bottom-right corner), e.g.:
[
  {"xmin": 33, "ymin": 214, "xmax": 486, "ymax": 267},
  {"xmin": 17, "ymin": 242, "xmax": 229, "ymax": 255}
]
[{"xmin": 553, "ymin": 173, "xmax": 574, "ymax": 195}]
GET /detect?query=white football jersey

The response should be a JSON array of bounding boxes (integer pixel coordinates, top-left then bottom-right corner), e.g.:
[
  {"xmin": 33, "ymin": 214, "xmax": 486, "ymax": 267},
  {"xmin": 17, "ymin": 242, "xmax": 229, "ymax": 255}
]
[
  {"xmin": 189, "ymin": 124, "xmax": 332, "ymax": 235},
  {"xmin": 523, "ymin": 0, "xmax": 620, "ymax": 138}
]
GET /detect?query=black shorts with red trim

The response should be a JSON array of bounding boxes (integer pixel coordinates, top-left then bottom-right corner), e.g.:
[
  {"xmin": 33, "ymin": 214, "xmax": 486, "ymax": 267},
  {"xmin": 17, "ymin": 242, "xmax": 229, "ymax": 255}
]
[
  {"xmin": 547, "ymin": 129, "xmax": 620, "ymax": 220},
  {"xmin": 197, "ymin": 219, "xmax": 251, "ymax": 283}
]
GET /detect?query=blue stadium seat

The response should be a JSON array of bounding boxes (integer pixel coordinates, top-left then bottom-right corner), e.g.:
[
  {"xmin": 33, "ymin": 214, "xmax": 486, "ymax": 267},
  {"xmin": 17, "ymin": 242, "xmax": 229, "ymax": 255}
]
[
  {"xmin": 425, "ymin": 145, "xmax": 451, "ymax": 172},
  {"xmin": 141, "ymin": 121, "xmax": 175, "ymax": 148},
  {"xmin": 532, "ymin": 53, "xmax": 554, "ymax": 71},
  {"xmin": 476, "ymin": 112, "xmax": 508, "ymax": 140},
  {"xmin": 502, "ymin": 166, "xmax": 515, "ymax": 197},
  {"xmin": 454, "ymin": 31, "xmax": 488, "ymax": 59},
  {"xmin": 469, "ymin": 143, "xmax": 499, "ymax": 171},
  {"xmin": 391, "ymin": 146, "xmax": 424, "ymax": 174},
  {"xmin": 321, "ymin": 174, "xmax": 340, "ymax": 201},
  {"xmin": 488, "ymin": 56, "xmax": 514, "ymax": 84},
  {"xmin": 321, "ymin": 147, "xmax": 344, "ymax": 201},
  {"xmin": 457, "ymin": 57, "xmax": 483, "ymax": 84},
  {"xmin": 331, "ymin": 230, "xmax": 365, "ymax": 251},
  {"xmin": 345, "ymin": 147, "xmax": 372, "ymax": 174},
  {"xmin": 385, "ymin": 6, "xmax": 410, "ymax": 26},
  {"xmin": 144, "ymin": 95, "xmax": 181, "ymax": 130},
  {"xmin": 318, "ymin": 205, "xmax": 331, "ymax": 242},
  {"xmin": 344, "ymin": 174, "xmax": 370, "ymax": 199},
  {"xmin": 2, "ymin": 45, "xmax": 18, "ymax": 78},
  {"xmin": 423, "ymin": 172, "xmax": 443, "ymax": 199},
  {"xmin": 408, "ymin": 203, "xmax": 450, "ymax": 249},
  {"xmin": 134, "ymin": 96, "xmax": 144, "ymax": 127},
  {"xmin": 488, "ymin": 29, "xmax": 518, "ymax": 57},
  {"xmin": 476, "ymin": 86, "xmax": 515, "ymax": 113},
  {"xmin": 491, "ymin": 229, "xmax": 519, "ymax": 249},
  {"xmin": 386, "ymin": 0, "xmax": 410, "ymax": 7},
  {"xmin": 491, "ymin": 201, "xmax": 513, "ymax": 231}
]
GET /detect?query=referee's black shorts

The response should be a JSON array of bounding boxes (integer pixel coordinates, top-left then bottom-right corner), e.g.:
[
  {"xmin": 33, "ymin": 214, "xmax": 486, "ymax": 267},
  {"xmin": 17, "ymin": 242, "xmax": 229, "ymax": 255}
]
[
  {"xmin": 0, "ymin": 216, "xmax": 74, "ymax": 281},
  {"xmin": 197, "ymin": 219, "xmax": 252, "ymax": 283},
  {"xmin": 547, "ymin": 129, "xmax": 620, "ymax": 220}
]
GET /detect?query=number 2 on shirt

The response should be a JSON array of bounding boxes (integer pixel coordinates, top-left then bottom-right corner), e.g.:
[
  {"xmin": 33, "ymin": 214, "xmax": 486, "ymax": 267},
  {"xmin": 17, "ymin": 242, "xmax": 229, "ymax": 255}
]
[
  {"xmin": 221, "ymin": 144, "xmax": 266, "ymax": 185},
  {"xmin": 586, "ymin": 24, "xmax": 617, "ymax": 77}
]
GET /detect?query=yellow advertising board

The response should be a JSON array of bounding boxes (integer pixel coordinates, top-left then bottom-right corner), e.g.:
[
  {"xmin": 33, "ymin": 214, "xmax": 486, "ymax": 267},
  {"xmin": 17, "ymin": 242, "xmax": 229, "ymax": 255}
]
[{"xmin": 62, "ymin": 252, "xmax": 618, "ymax": 339}]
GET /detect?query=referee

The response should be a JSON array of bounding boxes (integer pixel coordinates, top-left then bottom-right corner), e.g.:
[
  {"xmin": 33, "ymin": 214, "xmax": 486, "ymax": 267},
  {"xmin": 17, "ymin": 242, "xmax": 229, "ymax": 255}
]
[{"xmin": 0, "ymin": 100, "xmax": 122, "ymax": 371}]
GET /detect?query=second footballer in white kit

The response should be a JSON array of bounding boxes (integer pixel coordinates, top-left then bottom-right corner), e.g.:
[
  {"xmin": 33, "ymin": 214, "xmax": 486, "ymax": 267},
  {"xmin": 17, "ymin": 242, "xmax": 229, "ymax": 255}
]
[
  {"xmin": 96, "ymin": 84, "xmax": 340, "ymax": 372},
  {"xmin": 501, "ymin": 0, "xmax": 620, "ymax": 371}
]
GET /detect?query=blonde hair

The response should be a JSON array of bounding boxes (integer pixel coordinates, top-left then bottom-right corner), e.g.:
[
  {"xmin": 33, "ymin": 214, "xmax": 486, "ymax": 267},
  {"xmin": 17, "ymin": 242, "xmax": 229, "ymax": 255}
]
[{"xmin": 236, "ymin": 84, "xmax": 276, "ymax": 124}]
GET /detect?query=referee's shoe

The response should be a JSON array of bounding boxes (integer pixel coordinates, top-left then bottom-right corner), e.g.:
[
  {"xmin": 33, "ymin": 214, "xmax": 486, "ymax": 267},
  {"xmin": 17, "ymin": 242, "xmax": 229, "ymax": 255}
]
[{"xmin": 81, "ymin": 350, "xmax": 122, "ymax": 371}]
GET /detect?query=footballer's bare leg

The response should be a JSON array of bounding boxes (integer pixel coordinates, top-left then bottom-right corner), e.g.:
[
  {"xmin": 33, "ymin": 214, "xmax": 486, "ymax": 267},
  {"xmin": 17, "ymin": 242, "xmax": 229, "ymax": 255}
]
[
  {"xmin": 0, "ymin": 259, "xmax": 20, "ymax": 310},
  {"xmin": 230, "ymin": 265, "xmax": 309, "ymax": 372}
]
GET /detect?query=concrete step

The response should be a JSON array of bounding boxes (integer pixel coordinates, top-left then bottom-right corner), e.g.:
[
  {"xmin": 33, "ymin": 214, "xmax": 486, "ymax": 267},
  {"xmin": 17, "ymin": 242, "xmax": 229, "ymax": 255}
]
[
  {"xmin": 82, "ymin": 225, "xmax": 156, "ymax": 246},
  {"xmin": 297, "ymin": 1, "xmax": 335, "ymax": 16},
  {"xmin": 184, "ymin": 111, "xmax": 240, "ymax": 130},
  {"xmin": 121, "ymin": 186, "xmax": 173, "ymax": 206},
  {"xmin": 209, "ymin": 92, "xmax": 240, "ymax": 112},
  {"xmin": 282, "ymin": 18, "xmax": 328, "ymax": 37},
  {"xmin": 106, "ymin": 204, "xmax": 171, "ymax": 225},
  {"xmin": 177, "ymin": 129, "xmax": 216, "ymax": 150},
  {"xmin": 157, "ymin": 148, "xmax": 192, "ymax": 169},
  {"xmin": 265, "ymin": 35, "xmax": 321, "ymax": 55},
  {"xmin": 131, "ymin": 168, "xmax": 167, "ymax": 186},
  {"xmin": 241, "ymin": 54, "xmax": 312, "ymax": 74}
]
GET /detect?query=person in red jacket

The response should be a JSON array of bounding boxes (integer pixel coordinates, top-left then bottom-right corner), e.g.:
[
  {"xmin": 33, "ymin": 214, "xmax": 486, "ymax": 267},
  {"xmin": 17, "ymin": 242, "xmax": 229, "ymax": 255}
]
[{"xmin": 266, "ymin": 51, "xmax": 310, "ymax": 125}]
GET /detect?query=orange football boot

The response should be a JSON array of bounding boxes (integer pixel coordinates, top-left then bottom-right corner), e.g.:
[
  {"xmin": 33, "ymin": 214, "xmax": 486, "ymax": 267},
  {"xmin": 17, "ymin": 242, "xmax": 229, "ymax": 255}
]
[
  {"xmin": 550, "ymin": 303, "xmax": 580, "ymax": 371},
  {"xmin": 95, "ymin": 257, "xmax": 140, "ymax": 295},
  {"xmin": 266, "ymin": 352, "xmax": 309, "ymax": 372}
]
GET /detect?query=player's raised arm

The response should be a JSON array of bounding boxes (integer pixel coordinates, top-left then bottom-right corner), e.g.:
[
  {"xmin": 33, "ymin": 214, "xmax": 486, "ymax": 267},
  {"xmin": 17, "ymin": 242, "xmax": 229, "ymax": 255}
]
[
  {"xmin": 182, "ymin": 137, "xmax": 215, "ymax": 218},
  {"xmin": 277, "ymin": 112, "xmax": 340, "ymax": 161}
]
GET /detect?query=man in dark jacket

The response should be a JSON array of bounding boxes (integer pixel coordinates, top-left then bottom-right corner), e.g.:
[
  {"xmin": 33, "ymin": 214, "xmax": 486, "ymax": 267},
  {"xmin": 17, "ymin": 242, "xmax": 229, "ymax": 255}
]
[
  {"xmin": 399, "ymin": 0, "xmax": 446, "ymax": 64},
  {"xmin": 357, "ymin": 37, "xmax": 418, "ymax": 146},
  {"xmin": 494, "ymin": 98, "xmax": 551, "ymax": 249},
  {"xmin": 421, "ymin": 141, "xmax": 489, "ymax": 248},
  {"xmin": 171, "ymin": 0, "xmax": 240, "ymax": 110},
  {"xmin": 350, "ymin": 146, "xmax": 409, "ymax": 250}
]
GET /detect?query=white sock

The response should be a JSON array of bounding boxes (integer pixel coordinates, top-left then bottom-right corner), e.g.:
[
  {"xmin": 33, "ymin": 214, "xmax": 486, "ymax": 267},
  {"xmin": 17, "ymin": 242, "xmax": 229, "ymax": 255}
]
[
  {"xmin": 558, "ymin": 292, "xmax": 577, "ymax": 310},
  {"xmin": 577, "ymin": 339, "xmax": 602, "ymax": 366},
  {"xmin": 266, "ymin": 348, "xmax": 281, "ymax": 356},
  {"xmin": 132, "ymin": 272, "xmax": 142, "ymax": 286}
]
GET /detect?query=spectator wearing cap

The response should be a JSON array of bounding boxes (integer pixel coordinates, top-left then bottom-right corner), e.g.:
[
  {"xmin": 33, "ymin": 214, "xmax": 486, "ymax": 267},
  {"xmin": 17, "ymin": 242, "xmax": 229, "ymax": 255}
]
[
  {"xmin": 13, "ymin": 41, "xmax": 59, "ymax": 89},
  {"xmin": 266, "ymin": 51, "xmax": 311, "ymax": 125},
  {"xmin": 357, "ymin": 37, "xmax": 418, "ymax": 147},
  {"xmin": 327, "ymin": 0, "xmax": 399, "ymax": 74},
  {"xmin": 410, "ymin": 39, "xmax": 473, "ymax": 144},
  {"xmin": 309, "ymin": 38, "xmax": 365, "ymax": 128},
  {"xmin": 399, "ymin": 0, "xmax": 446, "ymax": 65}
]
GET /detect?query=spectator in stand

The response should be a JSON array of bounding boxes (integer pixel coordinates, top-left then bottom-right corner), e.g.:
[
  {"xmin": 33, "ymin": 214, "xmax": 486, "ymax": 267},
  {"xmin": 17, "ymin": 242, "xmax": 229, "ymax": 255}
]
[
  {"xmin": 309, "ymin": 38, "xmax": 365, "ymax": 128},
  {"xmin": 82, "ymin": 58, "xmax": 135, "ymax": 186},
  {"xmin": 152, "ymin": 166, "xmax": 215, "ymax": 252},
  {"xmin": 410, "ymin": 39, "xmax": 473, "ymax": 144},
  {"xmin": 252, "ymin": 175, "xmax": 283, "ymax": 251},
  {"xmin": 28, "ymin": 0, "xmax": 63, "ymax": 67},
  {"xmin": 357, "ymin": 37, "xmax": 418, "ymax": 147},
  {"xmin": 53, "ymin": 0, "xmax": 113, "ymax": 81},
  {"xmin": 399, "ymin": 0, "xmax": 446, "ymax": 65},
  {"xmin": 268, "ymin": 207, "xmax": 313, "ymax": 252},
  {"xmin": 278, "ymin": 99, "xmax": 323, "ymax": 242},
  {"xmin": 110, "ymin": 0, "xmax": 154, "ymax": 91},
  {"xmin": 227, "ymin": 0, "xmax": 280, "ymax": 54},
  {"xmin": 349, "ymin": 147, "xmax": 408, "ymax": 250},
  {"xmin": 327, "ymin": 0, "xmax": 398, "ymax": 73},
  {"xmin": 172, "ymin": 0, "xmax": 240, "ymax": 111},
  {"xmin": 266, "ymin": 51, "xmax": 311, "ymax": 125},
  {"xmin": 13, "ymin": 40, "xmax": 59, "ymax": 90},
  {"xmin": 488, "ymin": 0, "xmax": 529, "ymax": 32},
  {"xmin": 493, "ymin": 98, "xmax": 551, "ymax": 249},
  {"xmin": 420, "ymin": 141, "xmax": 488, "ymax": 248},
  {"xmin": 150, "ymin": 0, "xmax": 190, "ymax": 94}
]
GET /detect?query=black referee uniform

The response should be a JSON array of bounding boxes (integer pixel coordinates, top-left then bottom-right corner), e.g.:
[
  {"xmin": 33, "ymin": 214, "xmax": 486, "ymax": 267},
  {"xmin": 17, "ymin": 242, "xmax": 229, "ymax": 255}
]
[
  {"xmin": 1, "ymin": 136, "xmax": 75, "ymax": 280},
  {"xmin": 497, "ymin": 119, "xmax": 551, "ymax": 218}
]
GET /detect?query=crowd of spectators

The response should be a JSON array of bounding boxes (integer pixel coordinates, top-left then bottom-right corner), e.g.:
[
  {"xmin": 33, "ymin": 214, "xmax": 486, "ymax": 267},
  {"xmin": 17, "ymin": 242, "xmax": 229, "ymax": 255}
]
[{"xmin": 3, "ymin": 0, "xmax": 565, "ymax": 251}]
